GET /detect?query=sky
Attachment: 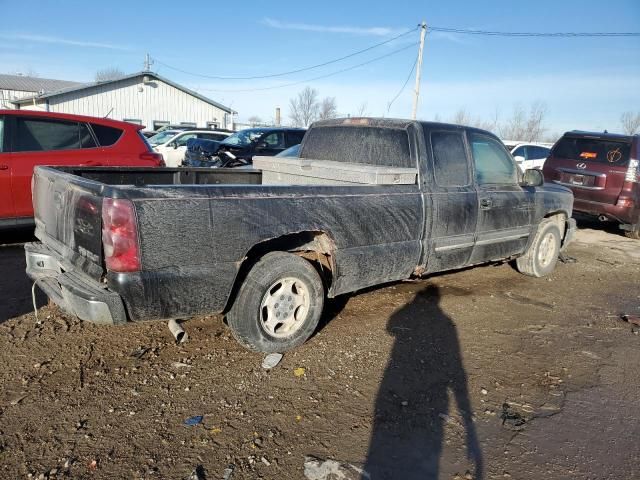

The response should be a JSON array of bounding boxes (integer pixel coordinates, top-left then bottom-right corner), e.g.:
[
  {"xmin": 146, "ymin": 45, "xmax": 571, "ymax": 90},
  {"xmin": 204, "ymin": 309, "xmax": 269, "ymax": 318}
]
[{"xmin": 1, "ymin": 0, "xmax": 639, "ymax": 135}]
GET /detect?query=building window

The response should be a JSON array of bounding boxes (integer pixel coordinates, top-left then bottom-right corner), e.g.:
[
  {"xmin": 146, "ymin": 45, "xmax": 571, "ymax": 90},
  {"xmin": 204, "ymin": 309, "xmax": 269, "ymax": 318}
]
[
  {"xmin": 180, "ymin": 122, "xmax": 197, "ymax": 128},
  {"xmin": 206, "ymin": 121, "xmax": 219, "ymax": 129},
  {"xmin": 123, "ymin": 118, "xmax": 142, "ymax": 125}
]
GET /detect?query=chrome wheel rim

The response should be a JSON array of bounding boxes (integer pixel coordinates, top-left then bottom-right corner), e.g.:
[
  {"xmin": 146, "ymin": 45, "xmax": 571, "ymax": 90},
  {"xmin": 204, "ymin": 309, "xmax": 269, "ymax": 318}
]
[
  {"xmin": 537, "ymin": 232, "xmax": 556, "ymax": 268},
  {"xmin": 259, "ymin": 277, "xmax": 310, "ymax": 338}
]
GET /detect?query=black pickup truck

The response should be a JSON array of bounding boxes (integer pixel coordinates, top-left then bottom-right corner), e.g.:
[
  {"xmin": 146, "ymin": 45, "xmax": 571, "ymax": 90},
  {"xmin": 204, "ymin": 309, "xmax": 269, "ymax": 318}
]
[{"xmin": 25, "ymin": 118, "xmax": 576, "ymax": 352}]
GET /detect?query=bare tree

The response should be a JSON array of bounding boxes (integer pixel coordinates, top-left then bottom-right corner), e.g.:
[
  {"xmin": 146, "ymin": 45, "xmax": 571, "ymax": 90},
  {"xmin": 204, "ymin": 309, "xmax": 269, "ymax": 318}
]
[
  {"xmin": 524, "ymin": 101, "xmax": 547, "ymax": 141},
  {"xmin": 318, "ymin": 97, "xmax": 338, "ymax": 120},
  {"xmin": 95, "ymin": 67, "xmax": 125, "ymax": 82},
  {"xmin": 247, "ymin": 115, "xmax": 263, "ymax": 126},
  {"xmin": 499, "ymin": 102, "xmax": 546, "ymax": 142},
  {"xmin": 289, "ymin": 87, "xmax": 320, "ymax": 127},
  {"xmin": 452, "ymin": 108, "xmax": 470, "ymax": 126},
  {"xmin": 621, "ymin": 111, "xmax": 640, "ymax": 135},
  {"xmin": 354, "ymin": 102, "xmax": 369, "ymax": 117}
]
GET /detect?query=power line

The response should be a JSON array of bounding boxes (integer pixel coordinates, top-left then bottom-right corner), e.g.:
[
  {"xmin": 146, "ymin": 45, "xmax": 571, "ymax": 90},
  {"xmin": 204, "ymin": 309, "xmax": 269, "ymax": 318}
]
[
  {"xmin": 194, "ymin": 42, "xmax": 417, "ymax": 93},
  {"xmin": 153, "ymin": 26, "xmax": 418, "ymax": 80},
  {"xmin": 387, "ymin": 53, "xmax": 418, "ymax": 113},
  {"xmin": 428, "ymin": 26, "xmax": 640, "ymax": 37}
]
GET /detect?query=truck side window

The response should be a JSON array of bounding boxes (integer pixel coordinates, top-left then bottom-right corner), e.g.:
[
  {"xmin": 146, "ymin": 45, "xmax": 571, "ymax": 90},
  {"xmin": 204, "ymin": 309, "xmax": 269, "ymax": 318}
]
[
  {"xmin": 430, "ymin": 131, "xmax": 469, "ymax": 187},
  {"xmin": 469, "ymin": 133, "xmax": 517, "ymax": 185},
  {"xmin": 14, "ymin": 118, "xmax": 83, "ymax": 152}
]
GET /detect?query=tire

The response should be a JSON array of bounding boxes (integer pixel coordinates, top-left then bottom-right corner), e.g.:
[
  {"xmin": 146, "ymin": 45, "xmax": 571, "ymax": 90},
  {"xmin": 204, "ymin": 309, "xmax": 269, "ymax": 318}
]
[
  {"xmin": 226, "ymin": 252, "xmax": 324, "ymax": 352},
  {"xmin": 516, "ymin": 220, "xmax": 562, "ymax": 277}
]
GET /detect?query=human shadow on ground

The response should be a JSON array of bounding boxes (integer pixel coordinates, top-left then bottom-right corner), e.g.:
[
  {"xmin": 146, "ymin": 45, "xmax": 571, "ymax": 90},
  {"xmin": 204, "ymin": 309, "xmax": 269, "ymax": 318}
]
[{"xmin": 364, "ymin": 284, "xmax": 483, "ymax": 479}]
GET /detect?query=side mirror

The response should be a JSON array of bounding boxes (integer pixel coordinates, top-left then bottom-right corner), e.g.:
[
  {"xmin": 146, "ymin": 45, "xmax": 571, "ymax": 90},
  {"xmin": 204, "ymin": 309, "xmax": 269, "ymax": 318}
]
[
  {"xmin": 168, "ymin": 142, "xmax": 177, "ymax": 149},
  {"xmin": 521, "ymin": 168, "xmax": 544, "ymax": 187},
  {"xmin": 514, "ymin": 155, "xmax": 525, "ymax": 163},
  {"xmin": 255, "ymin": 141, "xmax": 268, "ymax": 150}
]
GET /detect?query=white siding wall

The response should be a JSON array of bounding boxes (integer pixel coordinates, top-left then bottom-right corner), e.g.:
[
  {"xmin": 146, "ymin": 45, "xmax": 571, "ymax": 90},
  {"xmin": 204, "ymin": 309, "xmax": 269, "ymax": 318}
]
[
  {"xmin": 20, "ymin": 76, "xmax": 230, "ymax": 129},
  {"xmin": 1, "ymin": 89, "xmax": 37, "ymax": 109}
]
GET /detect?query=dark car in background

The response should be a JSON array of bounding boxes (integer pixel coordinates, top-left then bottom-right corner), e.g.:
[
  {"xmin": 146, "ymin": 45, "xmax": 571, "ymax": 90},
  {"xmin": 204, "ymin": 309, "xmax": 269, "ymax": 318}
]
[
  {"xmin": 543, "ymin": 131, "xmax": 640, "ymax": 238},
  {"xmin": 184, "ymin": 127, "xmax": 305, "ymax": 168},
  {"xmin": 218, "ymin": 127, "xmax": 305, "ymax": 159}
]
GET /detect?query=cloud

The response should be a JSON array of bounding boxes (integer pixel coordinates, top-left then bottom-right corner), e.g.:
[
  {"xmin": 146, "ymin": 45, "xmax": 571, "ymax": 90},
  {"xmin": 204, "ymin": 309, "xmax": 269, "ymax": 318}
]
[
  {"xmin": 262, "ymin": 18, "xmax": 402, "ymax": 37},
  {"xmin": 0, "ymin": 33, "xmax": 129, "ymax": 50}
]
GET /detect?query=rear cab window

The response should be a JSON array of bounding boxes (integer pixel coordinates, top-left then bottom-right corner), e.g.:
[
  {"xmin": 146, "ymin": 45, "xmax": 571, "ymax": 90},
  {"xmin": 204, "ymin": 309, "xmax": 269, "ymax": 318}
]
[
  {"xmin": 301, "ymin": 125, "xmax": 413, "ymax": 168},
  {"xmin": 553, "ymin": 137, "xmax": 631, "ymax": 166}
]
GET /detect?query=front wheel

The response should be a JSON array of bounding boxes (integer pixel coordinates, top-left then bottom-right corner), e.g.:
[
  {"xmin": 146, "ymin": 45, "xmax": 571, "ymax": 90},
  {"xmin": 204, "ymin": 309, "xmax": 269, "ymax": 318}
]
[
  {"xmin": 226, "ymin": 252, "xmax": 325, "ymax": 352},
  {"xmin": 516, "ymin": 220, "xmax": 561, "ymax": 277}
]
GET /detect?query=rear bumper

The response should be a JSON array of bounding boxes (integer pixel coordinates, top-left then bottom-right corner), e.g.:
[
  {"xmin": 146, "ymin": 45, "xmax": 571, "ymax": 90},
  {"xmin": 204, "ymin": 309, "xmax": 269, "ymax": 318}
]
[
  {"xmin": 573, "ymin": 198, "xmax": 636, "ymax": 224},
  {"xmin": 24, "ymin": 242, "xmax": 127, "ymax": 325}
]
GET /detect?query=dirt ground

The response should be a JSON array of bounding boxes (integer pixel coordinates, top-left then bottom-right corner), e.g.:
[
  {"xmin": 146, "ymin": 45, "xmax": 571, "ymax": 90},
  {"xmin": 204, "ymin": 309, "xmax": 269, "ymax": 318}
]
[{"xmin": 1, "ymin": 219, "xmax": 639, "ymax": 480}]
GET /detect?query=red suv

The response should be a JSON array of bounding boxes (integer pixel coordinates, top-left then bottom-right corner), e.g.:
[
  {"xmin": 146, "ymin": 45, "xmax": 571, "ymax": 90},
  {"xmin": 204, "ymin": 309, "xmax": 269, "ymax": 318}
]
[
  {"xmin": 0, "ymin": 110, "xmax": 163, "ymax": 229},
  {"xmin": 543, "ymin": 131, "xmax": 639, "ymax": 238}
]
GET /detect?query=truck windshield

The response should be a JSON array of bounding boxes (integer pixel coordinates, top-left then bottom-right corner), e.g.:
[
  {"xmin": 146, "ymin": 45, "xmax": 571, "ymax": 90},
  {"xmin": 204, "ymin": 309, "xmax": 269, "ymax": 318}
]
[
  {"xmin": 554, "ymin": 137, "xmax": 631, "ymax": 166},
  {"xmin": 221, "ymin": 129, "xmax": 270, "ymax": 147}
]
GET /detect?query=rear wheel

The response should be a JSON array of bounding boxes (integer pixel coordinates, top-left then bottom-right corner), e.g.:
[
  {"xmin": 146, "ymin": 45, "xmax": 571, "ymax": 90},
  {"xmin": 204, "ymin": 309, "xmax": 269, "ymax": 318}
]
[
  {"xmin": 226, "ymin": 252, "xmax": 324, "ymax": 352},
  {"xmin": 516, "ymin": 219, "xmax": 561, "ymax": 277}
]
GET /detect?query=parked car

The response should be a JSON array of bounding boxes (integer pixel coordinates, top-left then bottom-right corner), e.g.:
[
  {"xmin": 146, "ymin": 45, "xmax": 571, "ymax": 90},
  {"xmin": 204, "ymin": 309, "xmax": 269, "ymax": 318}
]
[
  {"xmin": 543, "ymin": 130, "xmax": 639, "ymax": 238},
  {"xmin": 148, "ymin": 129, "xmax": 232, "ymax": 167},
  {"xmin": 0, "ymin": 109, "xmax": 163, "ymax": 229},
  {"xmin": 183, "ymin": 138, "xmax": 226, "ymax": 167},
  {"xmin": 214, "ymin": 127, "xmax": 306, "ymax": 164},
  {"xmin": 25, "ymin": 118, "xmax": 575, "ymax": 352},
  {"xmin": 503, "ymin": 141, "xmax": 552, "ymax": 171}
]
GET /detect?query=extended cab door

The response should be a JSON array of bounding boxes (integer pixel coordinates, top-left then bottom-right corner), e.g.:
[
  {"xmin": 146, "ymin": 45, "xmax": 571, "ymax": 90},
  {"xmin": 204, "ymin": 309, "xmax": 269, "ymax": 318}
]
[
  {"xmin": 423, "ymin": 128, "xmax": 478, "ymax": 273},
  {"xmin": 468, "ymin": 132, "xmax": 533, "ymax": 264},
  {"xmin": 0, "ymin": 114, "xmax": 15, "ymax": 223}
]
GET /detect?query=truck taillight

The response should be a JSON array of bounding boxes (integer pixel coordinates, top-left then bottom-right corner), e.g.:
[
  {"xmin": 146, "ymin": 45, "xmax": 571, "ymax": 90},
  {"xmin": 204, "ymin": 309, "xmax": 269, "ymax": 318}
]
[
  {"xmin": 625, "ymin": 158, "xmax": 639, "ymax": 183},
  {"xmin": 102, "ymin": 198, "xmax": 141, "ymax": 272},
  {"xmin": 140, "ymin": 152, "xmax": 165, "ymax": 166}
]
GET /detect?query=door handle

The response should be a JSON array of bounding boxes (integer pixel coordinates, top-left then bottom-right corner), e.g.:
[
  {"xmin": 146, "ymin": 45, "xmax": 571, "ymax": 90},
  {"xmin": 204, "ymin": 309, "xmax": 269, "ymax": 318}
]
[
  {"xmin": 0, "ymin": 165, "xmax": 8, "ymax": 170},
  {"xmin": 480, "ymin": 198, "xmax": 492, "ymax": 209}
]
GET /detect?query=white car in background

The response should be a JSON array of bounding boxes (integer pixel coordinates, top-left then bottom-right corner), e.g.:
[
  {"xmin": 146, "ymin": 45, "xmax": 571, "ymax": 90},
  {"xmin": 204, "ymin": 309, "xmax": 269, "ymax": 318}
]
[
  {"xmin": 148, "ymin": 129, "xmax": 231, "ymax": 167},
  {"xmin": 503, "ymin": 141, "xmax": 552, "ymax": 171}
]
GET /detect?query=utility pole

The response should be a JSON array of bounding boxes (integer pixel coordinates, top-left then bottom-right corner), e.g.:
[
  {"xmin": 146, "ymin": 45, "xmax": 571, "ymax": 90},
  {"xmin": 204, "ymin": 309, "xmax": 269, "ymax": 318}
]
[
  {"xmin": 411, "ymin": 21, "xmax": 427, "ymax": 120},
  {"xmin": 143, "ymin": 53, "xmax": 153, "ymax": 72}
]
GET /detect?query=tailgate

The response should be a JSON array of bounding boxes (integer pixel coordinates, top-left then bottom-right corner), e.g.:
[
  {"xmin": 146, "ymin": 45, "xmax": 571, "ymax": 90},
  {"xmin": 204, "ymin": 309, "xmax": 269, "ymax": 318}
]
[{"xmin": 32, "ymin": 167, "xmax": 105, "ymax": 280}]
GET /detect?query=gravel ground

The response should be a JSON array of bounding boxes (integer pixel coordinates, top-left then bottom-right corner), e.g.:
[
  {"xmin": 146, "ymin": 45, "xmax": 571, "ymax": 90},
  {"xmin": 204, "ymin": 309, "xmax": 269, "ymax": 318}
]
[{"xmin": 0, "ymin": 220, "xmax": 638, "ymax": 480}]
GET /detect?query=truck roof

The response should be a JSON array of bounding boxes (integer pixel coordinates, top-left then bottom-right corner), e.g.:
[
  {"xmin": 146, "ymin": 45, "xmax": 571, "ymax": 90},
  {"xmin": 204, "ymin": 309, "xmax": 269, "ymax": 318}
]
[{"xmin": 312, "ymin": 117, "xmax": 499, "ymax": 138}]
